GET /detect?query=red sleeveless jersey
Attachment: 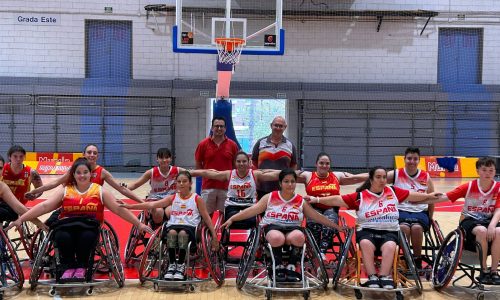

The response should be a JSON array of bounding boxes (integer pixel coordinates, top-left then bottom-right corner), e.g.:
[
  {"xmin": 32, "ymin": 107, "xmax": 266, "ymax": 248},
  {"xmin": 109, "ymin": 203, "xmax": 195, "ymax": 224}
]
[
  {"xmin": 1, "ymin": 163, "xmax": 32, "ymax": 204},
  {"xmin": 91, "ymin": 165, "xmax": 105, "ymax": 185},
  {"xmin": 305, "ymin": 171, "xmax": 340, "ymax": 210},
  {"xmin": 59, "ymin": 183, "xmax": 104, "ymax": 222}
]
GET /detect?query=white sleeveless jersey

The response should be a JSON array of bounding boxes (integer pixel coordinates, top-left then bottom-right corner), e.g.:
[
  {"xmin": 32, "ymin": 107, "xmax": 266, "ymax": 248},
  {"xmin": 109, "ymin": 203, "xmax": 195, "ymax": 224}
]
[
  {"xmin": 394, "ymin": 168, "xmax": 429, "ymax": 212},
  {"xmin": 260, "ymin": 191, "xmax": 304, "ymax": 227},
  {"xmin": 462, "ymin": 179, "xmax": 500, "ymax": 221},
  {"xmin": 225, "ymin": 169, "xmax": 257, "ymax": 207},
  {"xmin": 148, "ymin": 166, "xmax": 179, "ymax": 200},
  {"xmin": 167, "ymin": 193, "xmax": 201, "ymax": 227},
  {"xmin": 357, "ymin": 187, "xmax": 400, "ymax": 231}
]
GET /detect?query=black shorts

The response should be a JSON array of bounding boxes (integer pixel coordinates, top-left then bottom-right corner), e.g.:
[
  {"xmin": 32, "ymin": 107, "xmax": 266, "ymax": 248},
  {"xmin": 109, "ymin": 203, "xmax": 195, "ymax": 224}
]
[
  {"xmin": 225, "ymin": 205, "xmax": 256, "ymax": 229},
  {"xmin": 0, "ymin": 202, "xmax": 18, "ymax": 223},
  {"xmin": 356, "ymin": 228, "xmax": 399, "ymax": 251},
  {"xmin": 263, "ymin": 224, "xmax": 303, "ymax": 236},
  {"xmin": 459, "ymin": 218, "xmax": 500, "ymax": 251},
  {"xmin": 163, "ymin": 224, "xmax": 197, "ymax": 247},
  {"xmin": 399, "ymin": 210, "xmax": 430, "ymax": 231}
]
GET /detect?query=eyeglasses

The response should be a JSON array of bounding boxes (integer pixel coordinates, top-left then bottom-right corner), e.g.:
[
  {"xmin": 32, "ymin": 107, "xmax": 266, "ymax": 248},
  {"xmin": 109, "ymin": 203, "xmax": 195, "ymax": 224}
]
[
  {"xmin": 272, "ymin": 124, "xmax": 285, "ymax": 128},
  {"xmin": 213, "ymin": 125, "xmax": 226, "ymax": 129}
]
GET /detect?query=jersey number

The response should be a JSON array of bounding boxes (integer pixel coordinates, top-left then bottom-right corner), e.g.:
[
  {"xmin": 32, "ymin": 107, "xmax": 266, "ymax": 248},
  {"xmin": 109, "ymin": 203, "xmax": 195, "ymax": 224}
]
[{"xmin": 237, "ymin": 190, "xmax": 246, "ymax": 198}]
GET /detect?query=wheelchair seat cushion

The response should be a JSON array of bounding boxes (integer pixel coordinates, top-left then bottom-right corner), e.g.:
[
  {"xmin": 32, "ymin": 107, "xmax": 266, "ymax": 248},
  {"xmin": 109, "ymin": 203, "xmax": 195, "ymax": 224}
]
[{"xmin": 52, "ymin": 216, "xmax": 100, "ymax": 231}]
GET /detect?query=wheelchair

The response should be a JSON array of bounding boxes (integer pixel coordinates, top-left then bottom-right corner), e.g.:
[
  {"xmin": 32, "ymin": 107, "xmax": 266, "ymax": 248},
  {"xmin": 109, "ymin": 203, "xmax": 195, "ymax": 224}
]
[
  {"xmin": 0, "ymin": 227, "xmax": 24, "ymax": 298},
  {"xmin": 236, "ymin": 226, "xmax": 328, "ymax": 300},
  {"xmin": 138, "ymin": 221, "xmax": 224, "ymax": 291},
  {"xmin": 318, "ymin": 216, "xmax": 355, "ymax": 271},
  {"xmin": 124, "ymin": 209, "xmax": 164, "ymax": 265},
  {"xmin": 403, "ymin": 218, "xmax": 444, "ymax": 280},
  {"xmin": 432, "ymin": 226, "xmax": 500, "ymax": 300},
  {"xmin": 332, "ymin": 229, "xmax": 423, "ymax": 300},
  {"xmin": 29, "ymin": 219, "xmax": 124, "ymax": 296},
  {"xmin": 3, "ymin": 220, "xmax": 38, "ymax": 261}
]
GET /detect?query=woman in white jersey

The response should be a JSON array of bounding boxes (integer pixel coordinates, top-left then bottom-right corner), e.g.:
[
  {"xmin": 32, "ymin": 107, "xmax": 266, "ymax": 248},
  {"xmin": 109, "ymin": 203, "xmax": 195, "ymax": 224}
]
[
  {"xmin": 222, "ymin": 169, "xmax": 343, "ymax": 282},
  {"xmin": 124, "ymin": 148, "xmax": 187, "ymax": 226},
  {"xmin": 191, "ymin": 151, "xmax": 280, "ymax": 228},
  {"xmin": 410, "ymin": 157, "xmax": 500, "ymax": 285},
  {"xmin": 305, "ymin": 166, "xmax": 439, "ymax": 289},
  {"xmin": 121, "ymin": 171, "xmax": 218, "ymax": 281}
]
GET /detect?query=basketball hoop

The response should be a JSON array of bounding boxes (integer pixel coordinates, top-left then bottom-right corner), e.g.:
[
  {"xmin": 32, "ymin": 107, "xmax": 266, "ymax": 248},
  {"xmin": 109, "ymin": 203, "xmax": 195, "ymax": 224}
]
[{"xmin": 215, "ymin": 38, "xmax": 245, "ymax": 65}]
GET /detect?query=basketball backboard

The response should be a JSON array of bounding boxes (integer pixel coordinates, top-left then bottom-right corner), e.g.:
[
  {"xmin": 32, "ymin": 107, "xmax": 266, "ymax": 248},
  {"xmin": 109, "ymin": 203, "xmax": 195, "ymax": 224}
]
[{"xmin": 174, "ymin": 0, "xmax": 284, "ymax": 55}]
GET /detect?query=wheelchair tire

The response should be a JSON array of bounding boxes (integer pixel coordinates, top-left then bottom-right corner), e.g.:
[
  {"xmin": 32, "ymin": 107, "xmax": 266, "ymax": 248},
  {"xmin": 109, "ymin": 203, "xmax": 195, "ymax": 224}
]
[
  {"xmin": 29, "ymin": 229, "xmax": 46, "ymax": 262},
  {"xmin": 102, "ymin": 229, "xmax": 125, "ymax": 288},
  {"xmin": 201, "ymin": 226, "xmax": 225, "ymax": 286},
  {"xmin": 236, "ymin": 226, "xmax": 261, "ymax": 290},
  {"xmin": 0, "ymin": 229, "xmax": 24, "ymax": 290},
  {"xmin": 432, "ymin": 228, "xmax": 463, "ymax": 291},
  {"xmin": 125, "ymin": 211, "xmax": 147, "ymax": 264},
  {"xmin": 304, "ymin": 228, "xmax": 329, "ymax": 289},
  {"xmin": 29, "ymin": 231, "xmax": 54, "ymax": 288},
  {"xmin": 20, "ymin": 221, "xmax": 37, "ymax": 260},
  {"xmin": 138, "ymin": 231, "xmax": 163, "ymax": 283},
  {"xmin": 332, "ymin": 228, "xmax": 355, "ymax": 290},
  {"xmin": 399, "ymin": 231, "xmax": 423, "ymax": 294}
]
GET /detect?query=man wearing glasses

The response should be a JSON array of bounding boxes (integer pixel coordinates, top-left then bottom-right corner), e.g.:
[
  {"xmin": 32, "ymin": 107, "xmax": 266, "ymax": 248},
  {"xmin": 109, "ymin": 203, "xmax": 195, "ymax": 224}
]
[
  {"xmin": 252, "ymin": 116, "xmax": 297, "ymax": 199},
  {"xmin": 195, "ymin": 116, "xmax": 239, "ymax": 214}
]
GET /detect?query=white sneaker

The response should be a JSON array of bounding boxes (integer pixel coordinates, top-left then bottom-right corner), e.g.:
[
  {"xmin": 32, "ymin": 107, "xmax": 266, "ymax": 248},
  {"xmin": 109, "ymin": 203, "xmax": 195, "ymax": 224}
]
[
  {"xmin": 173, "ymin": 263, "xmax": 186, "ymax": 280},
  {"xmin": 286, "ymin": 264, "xmax": 296, "ymax": 272},
  {"xmin": 164, "ymin": 263, "xmax": 176, "ymax": 280},
  {"xmin": 379, "ymin": 275, "xmax": 395, "ymax": 289}
]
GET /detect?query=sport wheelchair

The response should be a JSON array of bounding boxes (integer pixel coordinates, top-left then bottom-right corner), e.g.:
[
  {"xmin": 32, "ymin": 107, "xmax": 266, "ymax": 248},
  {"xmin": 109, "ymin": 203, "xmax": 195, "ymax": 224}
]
[
  {"xmin": 0, "ymin": 227, "xmax": 24, "ymax": 298},
  {"xmin": 3, "ymin": 220, "xmax": 38, "ymax": 261},
  {"xmin": 332, "ymin": 229, "xmax": 422, "ymax": 300},
  {"xmin": 236, "ymin": 226, "xmax": 328, "ymax": 300},
  {"xmin": 432, "ymin": 226, "xmax": 500, "ymax": 300},
  {"xmin": 138, "ymin": 222, "xmax": 224, "ymax": 291},
  {"xmin": 29, "ymin": 219, "xmax": 124, "ymax": 296}
]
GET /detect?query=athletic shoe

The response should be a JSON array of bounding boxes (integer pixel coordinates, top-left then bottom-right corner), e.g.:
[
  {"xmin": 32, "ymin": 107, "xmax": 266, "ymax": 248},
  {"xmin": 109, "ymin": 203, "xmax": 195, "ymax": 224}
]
[
  {"xmin": 60, "ymin": 269, "xmax": 75, "ymax": 280},
  {"xmin": 174, "ymin": 263, "xmax": 186, "ymax": 281},
  {"xmin": 414, "ymin": 257, "xmax": 423, "ymax": 270},
  {"xmin": 379, "ymin": 275, "xmax": 395, "ymax": 289},
  {"xmin": 276, "ymin": 265, "xmax": 287, "ymax": 282},
  {"xmin": 363, "ymin": 274, "xmax": 380, "ymax": 288},
  {"xmin": 490, "ymin": 272, "xmax": 500, "ymax": 285},
  {"xmin": 73, "ymin": 268, "xmax": 86, "ymax": 280},
  {"xmin": 478, "ymin": 272, "xmax": 491, "ymax": 284},
  {"xmin": 164, "ymin": 263, "xmax": 176, "ymax": 280}
]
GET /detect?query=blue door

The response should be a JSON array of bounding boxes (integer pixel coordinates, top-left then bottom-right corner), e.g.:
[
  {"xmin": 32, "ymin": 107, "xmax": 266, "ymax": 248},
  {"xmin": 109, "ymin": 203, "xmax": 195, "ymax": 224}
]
[
  {"xmin": 438, "ymin": 28, "xmax": 482, "ymax": 84},
  {"xmin": 83, "ymin": 20, "xmax": 131, "ymax": 166}
]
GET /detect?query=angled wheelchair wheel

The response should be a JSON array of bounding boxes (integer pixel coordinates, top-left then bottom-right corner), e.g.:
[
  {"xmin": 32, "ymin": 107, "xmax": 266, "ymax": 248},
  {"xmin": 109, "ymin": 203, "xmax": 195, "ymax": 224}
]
[
  {"xmin": 29, "ymin": 228, "xmax": 47, "ymax": 263},
  {"xmin": 432, "ymin": 228, "xmax": 463, "ymax": 291},
  {"xmin": 29, "ymin": 231, "xmax": 54, "ymax": 290},
  {"xmin": 332, "ymin": 228, "xmax": 355, "ymax": 290},
  {"xmin": 202, "ymin": 226, "xmax": 225, "ymax": 286},
  {"xmin": 236, "ymin": 226, "xmax": 261, "ymax": 290},
  {"xmin": 431, "ymin": 220, "xmax": 444, "ymax": 245},
  {"xmin": 20, "ymin": 221, "xmax": 37, "ymax": 260},
  {"xmin": 399, "ymin": 231, "xmax": 423, "ymax": 294},
  {"xmin": 125, "ymin": 211, "xmax": 147, "ymax": 264},
  {"xmin": 138, "ymin": 231, "xmax": 164, "ymax": 283},
  {"xmin": 304, "ymin": 228, "xmax": 329, "ymax": 289},
  {"xmin": 102, "ymin": 229, "xmax": 125, "ymax": 287},
  {"xmin": 0, "ymin": 230, "xmax": 24, "ymax": 290}
]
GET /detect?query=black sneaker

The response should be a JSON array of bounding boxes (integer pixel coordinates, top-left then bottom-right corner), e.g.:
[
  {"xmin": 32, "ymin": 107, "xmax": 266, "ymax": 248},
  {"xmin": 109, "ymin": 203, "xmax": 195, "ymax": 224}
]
[
  {"xmin": 285, "ymin": 265, "xmax": 301, "ymax": 282},
  {"xmin": 276, "ymin": 267, "xmax": 287, "ymax": 282},
  {"xmin": 379, "ymin": 276, "xmax": 395, "ymax": 289},
  {"xmin": 490, "ymin": 272, "xmax": 500, "ymax": 285},
  {"xmin": 362, "ymin": 274, "xmax": 381, "ymax": 288},
  {"xmin": 414, "ymin": 257, "xmax": 423, "ymax": 270},
  {"xmin": 478, "ymin": 272, "xmax": 491, "ymax": 285}
]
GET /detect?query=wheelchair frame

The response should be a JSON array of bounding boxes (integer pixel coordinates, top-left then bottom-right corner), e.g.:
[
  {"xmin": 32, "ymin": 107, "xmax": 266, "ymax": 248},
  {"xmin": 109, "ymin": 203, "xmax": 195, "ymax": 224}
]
[
  {"xmin": 236, "ymin": 226, "xmax": 328, "ymax": 300},
  {"xmin": 0, "ymin": 228, "xmax": 24, "ymax": 297},
  {"xmin": 29, "ymin": 222, "xmax": 124, "ymax": 296},
  {"xmin": 332, "ymin": 229, "xmax": 423, "ymax": 300},
  {"xmin": 432, "ymin": 227, "xmax": 500, "ymax": 300},
  {"xmin": 138, "ymin": 222, "xmax": 224, "ymax": 291}
]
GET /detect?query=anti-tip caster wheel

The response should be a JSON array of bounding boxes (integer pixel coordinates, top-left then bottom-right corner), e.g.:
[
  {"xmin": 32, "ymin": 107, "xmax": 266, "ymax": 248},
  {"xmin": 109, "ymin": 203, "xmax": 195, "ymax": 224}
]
[
  {"xmin": 86, "ymin": 287, "xmax": 94, "ymax": 296},
  {"xmin": 476, "ymin": 293, "xmax": 484, "ymax": 300},
  {"xmin": 303, "ymin": 291, "xmax": 310, "ymax": 300},
  {"xmin": 354, "ymin": 289, "xmax": 363, "ymax": 299},
  {"xmin": 189, "ymin": 284, "xmax": 195, "ymax": 292},
  {"xmin": 396, "ymin": 291, "xmax": 404, "ymax": 300},
  {"xmin": 48, "ymin": 287, "xmax": 56, "ymax": 296},
  {"xmin": 266, "ymin": 290, "xmax": 272, "ymax": 300},
  {"xmin": 153, "ymin": 282, "xmax": 159, "ymax": 292}
]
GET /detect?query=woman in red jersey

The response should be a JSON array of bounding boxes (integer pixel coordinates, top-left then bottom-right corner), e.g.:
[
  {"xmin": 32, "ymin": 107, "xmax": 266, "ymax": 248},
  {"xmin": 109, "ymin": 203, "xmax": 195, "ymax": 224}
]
[{"xmin": 8, "ymin": 158, "xmax": 153, "ymax": 281}]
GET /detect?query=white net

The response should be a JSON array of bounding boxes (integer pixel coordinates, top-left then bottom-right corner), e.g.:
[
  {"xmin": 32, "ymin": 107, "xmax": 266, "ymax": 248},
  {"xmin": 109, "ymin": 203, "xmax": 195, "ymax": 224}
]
[{"xmin": 215, "ymin": 38, "xmax": 245, "ymax": 64}]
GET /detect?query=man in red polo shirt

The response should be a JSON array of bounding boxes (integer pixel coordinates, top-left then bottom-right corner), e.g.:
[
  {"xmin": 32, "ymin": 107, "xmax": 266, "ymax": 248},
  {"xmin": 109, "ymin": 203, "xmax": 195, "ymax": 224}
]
[{"xmin": 195, "ymin": 116, "xmax": 239, "ymax": 214}]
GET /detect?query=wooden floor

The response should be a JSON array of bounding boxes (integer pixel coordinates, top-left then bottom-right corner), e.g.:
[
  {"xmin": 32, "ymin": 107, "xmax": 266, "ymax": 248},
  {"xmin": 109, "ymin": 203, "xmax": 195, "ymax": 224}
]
[{"xmin": 8, "ymin": 176, "xmax": 500, "ymax": 299}]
